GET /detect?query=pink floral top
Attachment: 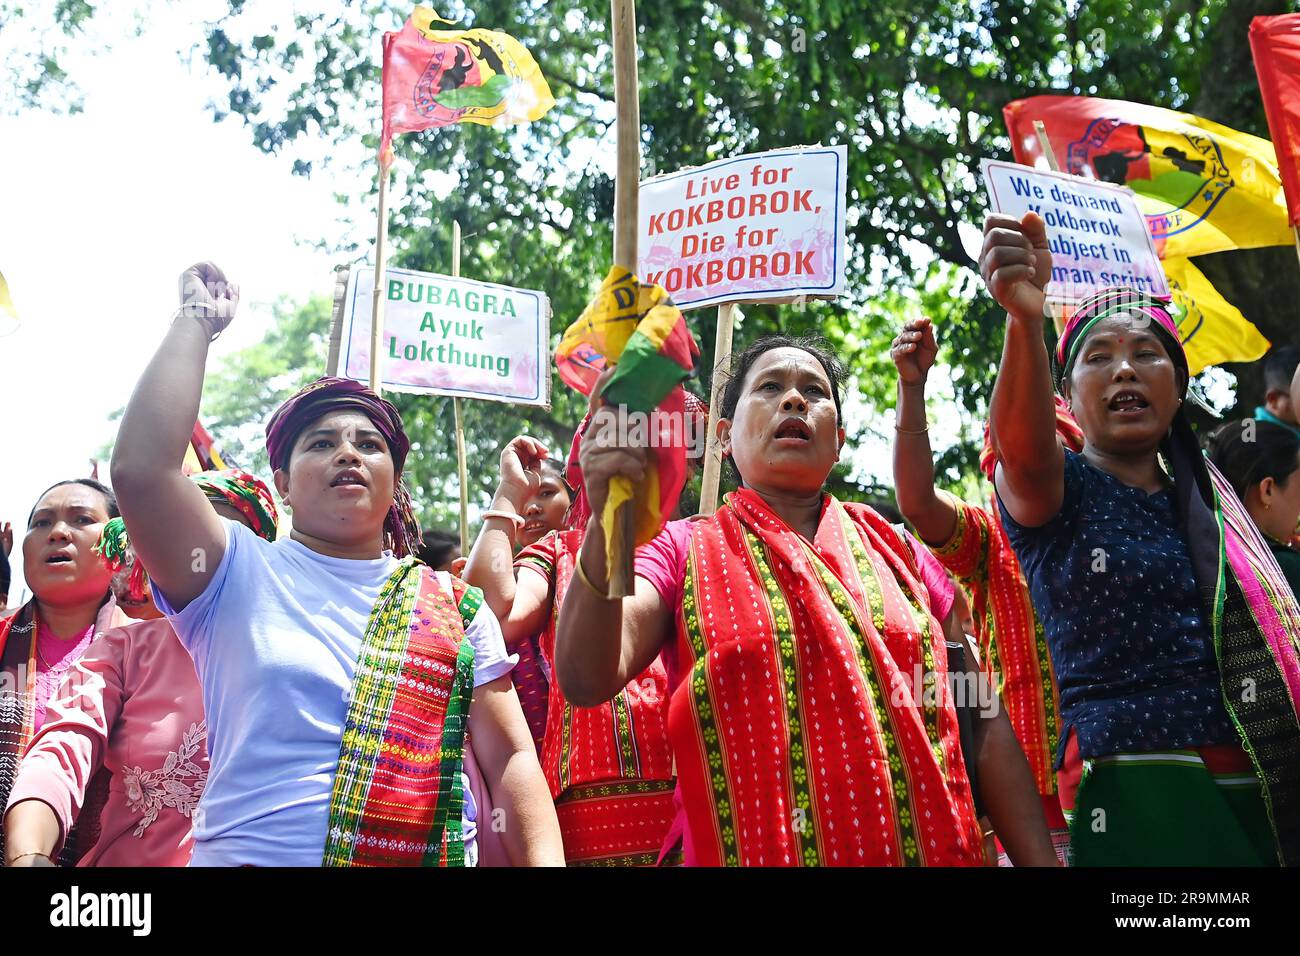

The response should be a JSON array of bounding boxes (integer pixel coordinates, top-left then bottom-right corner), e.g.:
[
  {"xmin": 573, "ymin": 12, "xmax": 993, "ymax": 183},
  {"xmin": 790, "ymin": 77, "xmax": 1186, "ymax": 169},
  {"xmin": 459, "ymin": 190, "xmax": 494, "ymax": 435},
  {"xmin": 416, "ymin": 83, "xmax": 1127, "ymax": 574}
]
[{"xmin": 5, "ymin": 618, "xmax": 206, "ymax": 866}]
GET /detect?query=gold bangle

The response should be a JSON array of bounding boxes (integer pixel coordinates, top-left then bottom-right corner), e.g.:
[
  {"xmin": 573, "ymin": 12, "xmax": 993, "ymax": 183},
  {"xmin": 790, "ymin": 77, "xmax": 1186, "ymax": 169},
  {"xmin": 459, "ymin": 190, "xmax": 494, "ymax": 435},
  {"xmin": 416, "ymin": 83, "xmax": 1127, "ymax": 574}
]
[
  {"xmin": 574, "ymin": 554, "xmax": 615, "ymax": 601},
  {"xmin": 6, "ymin": 850, "xmax": 54, "ymax": 866},
  {"xmin": 895, "ymin": 422, "xmax": 929, "ymax": 435}
]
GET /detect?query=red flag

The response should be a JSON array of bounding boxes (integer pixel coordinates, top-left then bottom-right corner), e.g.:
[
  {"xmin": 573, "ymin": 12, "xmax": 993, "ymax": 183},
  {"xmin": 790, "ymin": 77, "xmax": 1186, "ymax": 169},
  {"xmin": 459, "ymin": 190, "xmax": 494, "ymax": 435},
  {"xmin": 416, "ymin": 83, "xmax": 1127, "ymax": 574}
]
[
  {"xmin": 1250, "ymin": 15, "xmax": 1300, "ymax": 226},
  {"xmin": 379, "ymin": 6, "xmax": 555, "ymax": 169}
]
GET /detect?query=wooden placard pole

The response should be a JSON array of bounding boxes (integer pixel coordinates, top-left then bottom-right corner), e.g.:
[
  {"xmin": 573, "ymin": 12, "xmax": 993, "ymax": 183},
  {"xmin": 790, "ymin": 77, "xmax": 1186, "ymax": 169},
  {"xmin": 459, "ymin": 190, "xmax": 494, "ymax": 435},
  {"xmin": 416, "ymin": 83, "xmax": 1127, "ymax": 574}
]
[
  {"xmin": 326, "ymin": 264, "xmax": 351, "ymax": 376},
  {"xmin": 451, "ymin": 220, "xmax": 471, "ymax": 557},
  {"xmin": 1032, "ymin": 120, "xmax": 1067, "ymax": 333},
  {"xmin": 699, "ymin": 302, "xmax": 738, "ymax": 515},
  {"xmin": 368, "ymin": 166, "xmax": 393, "ymax": 394},
  {"xmin": 607, "ymin": 0, "xmax": 639, "ymax": 597},
  {"xmin": 1033, "ymin": 120, "xmax": 1060, "ymax": 172}
]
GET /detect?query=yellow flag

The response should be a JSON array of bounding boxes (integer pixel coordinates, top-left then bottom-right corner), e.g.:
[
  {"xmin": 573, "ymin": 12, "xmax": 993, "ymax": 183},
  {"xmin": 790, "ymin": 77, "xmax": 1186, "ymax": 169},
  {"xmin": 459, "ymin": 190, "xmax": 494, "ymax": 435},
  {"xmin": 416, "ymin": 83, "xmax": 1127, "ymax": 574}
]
[
  {"xmin": 0, "ymin": 269, "xmax": 19, "ymax": 333},
  {"xmin": 1133, "ymin": 115, "xmax": 1291, "ymax": 258},
  {"xmin": 1163, "ymin": 256, "xmax": 1270, "ymax": 375}
]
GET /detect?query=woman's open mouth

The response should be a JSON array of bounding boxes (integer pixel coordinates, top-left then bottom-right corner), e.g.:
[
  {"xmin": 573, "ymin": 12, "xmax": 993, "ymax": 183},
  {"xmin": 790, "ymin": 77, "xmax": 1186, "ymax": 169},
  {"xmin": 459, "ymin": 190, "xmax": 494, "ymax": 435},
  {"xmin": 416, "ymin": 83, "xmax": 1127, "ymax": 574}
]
[
  {"xmin": 330, "ymin": 469, "xmax": 368, "ymax": 492},
  {"xmin": 1108, "ymin": 390, "xmax": 1150, "ymax": 416},
  {"xmin": 44, "ymin": 551, "xmax": 75, "ymax": 566},
  {"xmin": 773, "ymin": 418, "xmax": 812, "ymax": 444}
]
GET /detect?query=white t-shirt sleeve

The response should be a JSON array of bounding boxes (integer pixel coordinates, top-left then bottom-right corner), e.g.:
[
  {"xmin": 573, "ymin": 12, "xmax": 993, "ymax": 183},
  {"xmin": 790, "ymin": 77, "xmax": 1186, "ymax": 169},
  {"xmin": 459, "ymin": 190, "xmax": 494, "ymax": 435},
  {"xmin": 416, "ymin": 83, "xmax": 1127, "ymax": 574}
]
[
  {"xmin": 151, "ymin": 517, "xmax": 242, "ymax": 672},
  {"xmin": 446, "ymin": 574, "xmax": 516, "ymax": 688}
]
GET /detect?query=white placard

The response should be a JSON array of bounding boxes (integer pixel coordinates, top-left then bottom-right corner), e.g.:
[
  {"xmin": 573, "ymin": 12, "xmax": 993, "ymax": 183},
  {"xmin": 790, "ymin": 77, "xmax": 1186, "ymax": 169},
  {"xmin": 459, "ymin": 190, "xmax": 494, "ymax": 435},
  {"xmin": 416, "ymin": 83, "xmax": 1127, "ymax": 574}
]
[
  {"xmin": 638, "ymin": 145, "xmax": 848, "ymax": 310},
  {"xmin": 339, "ymin": 266, "xmax": 550, "ymax": 406},
  {"xmin": 982, "ymin": 159, "xmax": 1169, "ymax": 300}
]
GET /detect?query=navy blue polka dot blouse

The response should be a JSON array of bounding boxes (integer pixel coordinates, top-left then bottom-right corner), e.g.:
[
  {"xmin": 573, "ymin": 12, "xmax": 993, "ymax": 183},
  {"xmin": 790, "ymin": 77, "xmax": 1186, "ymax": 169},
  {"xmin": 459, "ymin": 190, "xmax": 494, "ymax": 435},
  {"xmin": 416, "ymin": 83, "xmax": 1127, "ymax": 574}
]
[{"xmin": 998, "ymin": 450, "xmax": 1238, "ymax": 765}]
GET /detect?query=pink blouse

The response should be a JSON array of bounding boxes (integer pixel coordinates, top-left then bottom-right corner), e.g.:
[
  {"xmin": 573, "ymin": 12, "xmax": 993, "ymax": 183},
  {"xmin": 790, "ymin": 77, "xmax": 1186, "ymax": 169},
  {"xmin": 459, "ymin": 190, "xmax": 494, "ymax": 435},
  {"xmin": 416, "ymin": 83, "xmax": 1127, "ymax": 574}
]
[{"xmin": 5, "ymin": 618, "xmax": 206, "ymax": 867}]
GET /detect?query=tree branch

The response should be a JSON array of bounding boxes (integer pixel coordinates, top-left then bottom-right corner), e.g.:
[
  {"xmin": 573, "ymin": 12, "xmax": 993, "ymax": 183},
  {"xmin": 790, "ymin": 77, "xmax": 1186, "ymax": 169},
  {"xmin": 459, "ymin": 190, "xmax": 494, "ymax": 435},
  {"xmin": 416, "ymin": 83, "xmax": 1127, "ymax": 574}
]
[{"xmin": 547, "ymin": 70, "xmax": 613, "ymax": 102}]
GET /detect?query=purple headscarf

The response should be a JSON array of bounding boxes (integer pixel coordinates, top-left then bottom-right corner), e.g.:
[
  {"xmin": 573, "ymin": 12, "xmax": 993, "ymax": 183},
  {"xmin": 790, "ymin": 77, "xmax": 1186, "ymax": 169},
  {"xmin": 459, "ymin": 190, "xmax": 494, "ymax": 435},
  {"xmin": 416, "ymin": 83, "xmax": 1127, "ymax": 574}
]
[{"xmin": 265, "ymin": 377, "xmax": 420, "ymax": 557}]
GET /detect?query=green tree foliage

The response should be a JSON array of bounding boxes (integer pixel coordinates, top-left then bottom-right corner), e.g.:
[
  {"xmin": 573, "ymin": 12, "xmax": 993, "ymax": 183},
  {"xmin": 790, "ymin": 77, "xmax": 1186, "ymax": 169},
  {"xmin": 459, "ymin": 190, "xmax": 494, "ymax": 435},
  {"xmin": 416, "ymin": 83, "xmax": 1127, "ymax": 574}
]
[
  {"xmin": 1, "ymin": 0, "xmax": 111, "ymax": 114},
  {"xmin": 15, "ymin": 0, "xmax": 1297, "ymax": 526}
]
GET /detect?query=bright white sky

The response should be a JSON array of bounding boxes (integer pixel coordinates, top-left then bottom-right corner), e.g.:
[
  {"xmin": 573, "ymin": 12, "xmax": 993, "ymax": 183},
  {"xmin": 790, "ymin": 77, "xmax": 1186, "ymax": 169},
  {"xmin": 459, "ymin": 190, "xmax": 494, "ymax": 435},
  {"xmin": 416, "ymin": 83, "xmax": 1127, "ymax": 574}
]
[{"xmin": 0, "ymin": 5, "xmax": 368, "ymax": 600}]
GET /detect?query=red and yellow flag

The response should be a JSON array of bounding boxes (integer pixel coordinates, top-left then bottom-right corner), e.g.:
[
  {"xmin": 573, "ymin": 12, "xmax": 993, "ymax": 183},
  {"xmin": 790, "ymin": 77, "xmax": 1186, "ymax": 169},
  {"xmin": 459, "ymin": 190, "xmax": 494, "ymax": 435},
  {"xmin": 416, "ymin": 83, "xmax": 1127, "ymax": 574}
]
[
  {"xmin": 1004, "ymin": 95, "xmax": 1291, "ymax": 258},
  {"xmin": 556, "ymin": 266, "xmax": 699, "ymax": 407},
  {"xmin": 557, "ymin": 267, "xmax": 699, "ymax": 556},
  {"xmin": 1163, "ymin": 257, "xmax": 1270, "ymax": 375},
  {"xmin": 379, "ymin": 6, "xmax": 554, "ymax": 168},
  {"xmin": 182, "ymin": 420, "xmax": 230, "ymax": 476}
]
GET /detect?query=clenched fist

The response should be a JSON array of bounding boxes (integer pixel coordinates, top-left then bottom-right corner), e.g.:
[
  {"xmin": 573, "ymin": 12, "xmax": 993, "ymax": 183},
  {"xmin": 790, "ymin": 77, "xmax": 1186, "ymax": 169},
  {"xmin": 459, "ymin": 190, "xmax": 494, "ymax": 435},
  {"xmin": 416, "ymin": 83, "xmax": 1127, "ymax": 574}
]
[
  {"xmin": 890, "ymin": 318, "xmax": 938, "ymax": 387},
  {"xmin": 979, "ymin": 213, "xmax": 1051, "ymax": 322},
  {"xmin": 178, "ymin": 262, "xmax": 239, "ymax": 337}
]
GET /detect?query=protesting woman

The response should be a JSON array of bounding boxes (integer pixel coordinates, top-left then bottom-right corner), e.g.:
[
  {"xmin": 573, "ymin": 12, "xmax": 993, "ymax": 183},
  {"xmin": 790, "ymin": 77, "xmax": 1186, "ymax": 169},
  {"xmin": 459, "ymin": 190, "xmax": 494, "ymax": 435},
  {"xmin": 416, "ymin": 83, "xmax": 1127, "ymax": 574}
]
[
  {"xmin": 891, "ymin": 315, "xmax": 1082, "ymax": 864},
  {"xmin": 110, "ymin": 262, "xmax": 562, "ymax": 867},
  {"xmin": 463, "ymin": 432, "xmax": 676, "ymax": 865},
  {"xmin": 0, "ymin": 478, "xmax": 130, "ymax": 865},
  {"xmin": 3, "ymin": 470, "xmax": 277, "ymax": 866},
  {"xmin": 982, "ymin": 211, "xmax": 1300, "ymax": 865},
  {"xmin": 554, "ymin": 334, "xmax": 1055, "ymax": 866},
  {"xmin": 490, "ymin": 455, "xmax": 575, "ymax": 750}
]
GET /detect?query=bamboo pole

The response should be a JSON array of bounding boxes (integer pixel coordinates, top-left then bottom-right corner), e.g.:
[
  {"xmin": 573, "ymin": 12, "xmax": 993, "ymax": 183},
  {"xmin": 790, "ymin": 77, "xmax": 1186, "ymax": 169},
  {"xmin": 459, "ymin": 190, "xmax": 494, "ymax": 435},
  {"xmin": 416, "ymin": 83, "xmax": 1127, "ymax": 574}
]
[
  {"xmin": 326, "ymin": 264, "xmax": 350, "ymax": 376},
  {"xmin": 699, "ymin": 302, "xmax": 738, "ymax": 515},
  {"xmin": 1032, "ymin": 120, "xmax": 1066, "ymax": 333},
  {"xmin": 607, "ymin": 0, "xmax": 639, "ymax": 597},
  {"xmin": 452, "ymin": 220, "xmax": 470, "ymax": 557},
  {"xmin": 368, "ymin": 166, "xmax": 392, "ymax": 393},
  {"xmin": 1033, "ymin": 120, "xmax": 1060, "ymax": 172}
]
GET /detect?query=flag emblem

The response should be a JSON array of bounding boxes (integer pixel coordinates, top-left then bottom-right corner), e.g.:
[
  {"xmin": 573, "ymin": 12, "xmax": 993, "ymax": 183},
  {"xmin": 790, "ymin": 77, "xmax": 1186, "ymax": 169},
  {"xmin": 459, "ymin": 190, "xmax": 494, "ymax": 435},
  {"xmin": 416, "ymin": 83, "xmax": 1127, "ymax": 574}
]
[{"xmin": 1064, "ymin": 118, "xmax": 1233, "ymax": 245}]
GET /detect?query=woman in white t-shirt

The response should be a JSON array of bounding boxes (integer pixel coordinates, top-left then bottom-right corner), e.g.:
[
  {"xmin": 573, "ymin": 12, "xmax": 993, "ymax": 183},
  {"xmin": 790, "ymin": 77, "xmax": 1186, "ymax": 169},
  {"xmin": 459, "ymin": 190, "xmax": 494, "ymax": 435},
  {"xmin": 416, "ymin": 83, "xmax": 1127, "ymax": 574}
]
[{"xmin": 110, "ymin": 262, "xmax": 563, "ymax": 867}]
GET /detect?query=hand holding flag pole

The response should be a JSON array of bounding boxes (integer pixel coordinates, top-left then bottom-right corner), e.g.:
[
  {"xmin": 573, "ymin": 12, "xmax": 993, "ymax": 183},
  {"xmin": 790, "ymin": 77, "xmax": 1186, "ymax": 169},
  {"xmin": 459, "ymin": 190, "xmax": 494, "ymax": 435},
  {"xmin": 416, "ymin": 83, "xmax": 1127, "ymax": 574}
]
[
  {"xmin": 553, "ymin": 2, "xmax": 700, "ymax": 590},
  {"xmin": 607, "ymin": 0, "xmax": 640, "ymax": 596}
]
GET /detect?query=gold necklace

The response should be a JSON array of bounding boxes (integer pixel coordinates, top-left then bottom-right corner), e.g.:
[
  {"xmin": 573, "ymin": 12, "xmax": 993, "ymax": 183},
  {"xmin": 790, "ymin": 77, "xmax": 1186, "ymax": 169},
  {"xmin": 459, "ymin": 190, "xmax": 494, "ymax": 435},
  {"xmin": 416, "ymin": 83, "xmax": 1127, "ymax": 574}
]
[
  {"xmin": 34, "ymin": 621, "xmax": 90, "ymax": 672},
  {"xmin": 1263, "ymin": 529, "xmax": 1296, "ymax": 550}
]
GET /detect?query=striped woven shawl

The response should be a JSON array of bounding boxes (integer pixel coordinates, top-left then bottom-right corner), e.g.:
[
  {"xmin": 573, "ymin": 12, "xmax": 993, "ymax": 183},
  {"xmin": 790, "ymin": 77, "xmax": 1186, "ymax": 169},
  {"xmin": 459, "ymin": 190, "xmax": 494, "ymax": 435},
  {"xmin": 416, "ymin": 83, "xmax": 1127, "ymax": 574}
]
[{"xmin": 322, "ymin": 561, "xmax": 478, "ymax": 867}]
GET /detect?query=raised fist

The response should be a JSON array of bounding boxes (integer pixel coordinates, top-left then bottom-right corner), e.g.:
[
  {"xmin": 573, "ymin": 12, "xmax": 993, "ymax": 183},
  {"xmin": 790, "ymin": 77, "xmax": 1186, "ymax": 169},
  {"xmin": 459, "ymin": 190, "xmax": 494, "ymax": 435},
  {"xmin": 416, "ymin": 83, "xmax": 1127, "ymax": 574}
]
[
  {"xmin": 498, "ymin": 435, "xmax": 549, "ymax": 501},
  {"xmin": 179, "ymin": 262, "xmax": 239, "ymax": 333},
  {"xmin": 891, "ymin": 317, "xmax": 938, "ymax": 387},
  {"xmin": 979, "ymin": 213, "xmax": 1051, "ymax": 322}
]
